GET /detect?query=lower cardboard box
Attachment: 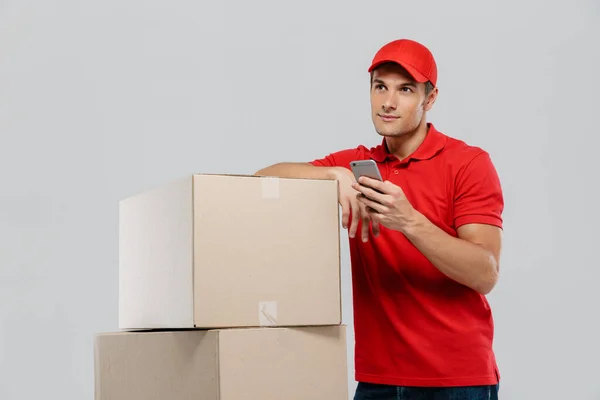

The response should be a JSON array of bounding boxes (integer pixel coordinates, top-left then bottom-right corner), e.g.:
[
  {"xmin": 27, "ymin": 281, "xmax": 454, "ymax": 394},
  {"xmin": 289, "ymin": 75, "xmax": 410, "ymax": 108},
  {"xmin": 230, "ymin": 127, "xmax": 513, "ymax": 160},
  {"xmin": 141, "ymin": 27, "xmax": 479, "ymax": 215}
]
[{"xmin": 94, "ymin": 325, "xmax": 349, "ymax": 400}]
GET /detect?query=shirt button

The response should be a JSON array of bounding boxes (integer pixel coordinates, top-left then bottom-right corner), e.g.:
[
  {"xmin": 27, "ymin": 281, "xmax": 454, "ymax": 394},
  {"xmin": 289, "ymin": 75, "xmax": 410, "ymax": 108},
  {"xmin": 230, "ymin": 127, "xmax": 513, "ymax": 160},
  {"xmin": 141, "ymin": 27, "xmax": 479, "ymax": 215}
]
[{"xmin": 394, "ymin": 170, "xmax": 399, "ymax": 174}]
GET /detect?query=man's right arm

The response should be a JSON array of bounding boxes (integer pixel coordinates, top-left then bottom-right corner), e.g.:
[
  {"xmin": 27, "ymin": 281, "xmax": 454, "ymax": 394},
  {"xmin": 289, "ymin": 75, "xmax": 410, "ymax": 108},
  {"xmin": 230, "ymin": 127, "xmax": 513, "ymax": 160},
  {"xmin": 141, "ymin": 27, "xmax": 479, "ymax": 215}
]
[
  {"xmin": 254, "ymin": 162, "xmax": 339, "ymax": 180},
  {"xmin": 254, "ymin": 161, "xmax": 376, "ymax": 241}
]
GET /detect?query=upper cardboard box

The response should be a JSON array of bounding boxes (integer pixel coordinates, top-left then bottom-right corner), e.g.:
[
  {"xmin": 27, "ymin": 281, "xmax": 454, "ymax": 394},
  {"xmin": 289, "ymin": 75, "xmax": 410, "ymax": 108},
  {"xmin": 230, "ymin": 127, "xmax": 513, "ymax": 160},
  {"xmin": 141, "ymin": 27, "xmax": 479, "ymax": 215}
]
[{"xmin": 118, "ymin": 174, "xmax": 341, "ymax": 330}]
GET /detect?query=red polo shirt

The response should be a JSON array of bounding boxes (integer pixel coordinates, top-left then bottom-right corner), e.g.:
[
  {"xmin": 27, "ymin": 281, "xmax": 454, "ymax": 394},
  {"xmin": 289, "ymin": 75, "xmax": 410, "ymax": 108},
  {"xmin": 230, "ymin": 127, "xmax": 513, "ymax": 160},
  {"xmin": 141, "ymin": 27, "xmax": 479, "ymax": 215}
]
[{"xmin": 310, "ymin": 123, "xmax": 503, "ymax": 387}]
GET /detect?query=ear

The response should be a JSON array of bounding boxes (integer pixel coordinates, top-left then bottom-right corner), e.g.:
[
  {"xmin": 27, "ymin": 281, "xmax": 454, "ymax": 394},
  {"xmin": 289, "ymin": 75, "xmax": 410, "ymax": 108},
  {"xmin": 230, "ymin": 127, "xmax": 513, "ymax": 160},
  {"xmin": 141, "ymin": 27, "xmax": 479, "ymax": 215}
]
[{"xmin": 423, "ymin": 86, "xmax": 438, "ymax": 111}]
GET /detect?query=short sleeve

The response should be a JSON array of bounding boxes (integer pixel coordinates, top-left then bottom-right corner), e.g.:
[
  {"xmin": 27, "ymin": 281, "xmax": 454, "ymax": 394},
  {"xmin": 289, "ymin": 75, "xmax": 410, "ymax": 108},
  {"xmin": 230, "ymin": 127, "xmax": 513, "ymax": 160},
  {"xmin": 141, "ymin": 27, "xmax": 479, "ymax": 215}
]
[
  {"xmin": 309, "ymin": 148, "xmax": 364, "ymax": 169},
  {"xmin": 453, "ymin": 151, "xmax": 504, "ymax": 229}
]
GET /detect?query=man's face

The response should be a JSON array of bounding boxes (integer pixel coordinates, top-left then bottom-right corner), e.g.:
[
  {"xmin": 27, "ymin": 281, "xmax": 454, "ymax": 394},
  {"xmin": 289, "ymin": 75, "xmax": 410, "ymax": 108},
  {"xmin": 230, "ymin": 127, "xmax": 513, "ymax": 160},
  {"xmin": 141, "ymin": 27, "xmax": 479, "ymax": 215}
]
[{"xmin": 370, "ymin": 63, "xmax": 436, "ymax": 138}]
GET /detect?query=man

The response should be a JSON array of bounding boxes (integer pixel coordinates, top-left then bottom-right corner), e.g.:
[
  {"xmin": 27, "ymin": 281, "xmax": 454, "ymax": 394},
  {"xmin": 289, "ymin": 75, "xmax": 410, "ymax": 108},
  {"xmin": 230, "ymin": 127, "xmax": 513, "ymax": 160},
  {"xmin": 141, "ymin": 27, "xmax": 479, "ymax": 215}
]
[{"xmin": 255, "ymin": 38, "xmax": 503, "ymax": 400}]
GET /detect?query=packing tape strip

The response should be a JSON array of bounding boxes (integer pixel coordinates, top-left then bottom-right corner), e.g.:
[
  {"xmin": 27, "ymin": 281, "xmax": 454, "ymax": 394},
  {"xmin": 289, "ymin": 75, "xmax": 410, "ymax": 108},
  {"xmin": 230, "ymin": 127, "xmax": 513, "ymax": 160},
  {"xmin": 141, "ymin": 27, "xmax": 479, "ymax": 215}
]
[
  {"xmin": 260, "ymin": 177, "xmax": 280, "ymax": 199},
  {"xmin": 258, "ymin": 301, "xmax": 278, "ymax": 326}
]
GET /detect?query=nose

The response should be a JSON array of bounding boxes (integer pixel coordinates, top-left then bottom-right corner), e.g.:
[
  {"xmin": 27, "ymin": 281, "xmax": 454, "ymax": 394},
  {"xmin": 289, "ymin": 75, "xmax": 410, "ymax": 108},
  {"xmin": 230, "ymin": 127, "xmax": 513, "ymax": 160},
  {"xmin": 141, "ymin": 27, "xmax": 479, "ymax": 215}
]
[{"xmin": 381, "ymin": 92, "xmax": 397, "ymax": 112}]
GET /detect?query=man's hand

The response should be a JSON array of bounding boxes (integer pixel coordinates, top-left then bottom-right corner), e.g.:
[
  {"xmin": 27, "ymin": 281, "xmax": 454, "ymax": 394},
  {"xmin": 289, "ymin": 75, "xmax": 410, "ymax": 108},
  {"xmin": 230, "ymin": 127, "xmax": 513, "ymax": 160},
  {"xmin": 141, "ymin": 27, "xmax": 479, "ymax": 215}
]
[
  {"xmin": 352, "ymin": 176, "xmax": 418, "ymax": 235},
  {"xmin": 330, "ymin": 168, "xmax": 380, "ymax": 241},
  {"xmin": 353, "ymin": 175, "xmax": 502, "ymax": 295}
]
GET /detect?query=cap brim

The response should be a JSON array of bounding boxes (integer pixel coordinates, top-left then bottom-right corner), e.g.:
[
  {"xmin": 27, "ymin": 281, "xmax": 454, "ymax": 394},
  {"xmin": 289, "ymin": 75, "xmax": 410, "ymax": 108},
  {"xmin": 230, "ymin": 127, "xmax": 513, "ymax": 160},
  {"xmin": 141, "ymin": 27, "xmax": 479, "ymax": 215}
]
[{"xmin": 368, "ymin": 60, "xmax": 429, "ymax": 83}]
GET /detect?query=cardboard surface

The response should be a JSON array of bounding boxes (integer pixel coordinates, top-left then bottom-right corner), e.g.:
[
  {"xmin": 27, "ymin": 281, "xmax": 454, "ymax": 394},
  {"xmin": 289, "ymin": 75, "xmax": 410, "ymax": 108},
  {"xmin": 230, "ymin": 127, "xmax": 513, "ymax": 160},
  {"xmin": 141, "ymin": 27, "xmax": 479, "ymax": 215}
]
[
  {"xmin": 119, "ymin": 174, "xmax": 341, "ymax": 330},
  {"xmin": 119, "ymin": 176, "xmax": 194, "ymax": 329},
  {"xmin": 94, "ymin": 325, "xmax": 349, "ymax": 400}
]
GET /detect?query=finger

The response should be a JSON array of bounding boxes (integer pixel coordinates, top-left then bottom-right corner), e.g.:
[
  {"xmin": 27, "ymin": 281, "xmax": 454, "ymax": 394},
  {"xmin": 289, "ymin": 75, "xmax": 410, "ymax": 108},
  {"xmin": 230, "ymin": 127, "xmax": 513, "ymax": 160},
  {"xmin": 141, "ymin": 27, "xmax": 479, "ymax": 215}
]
[
  {"xmin": 372, "ymin": 219, "xmax": 381, "ymax": 237},
  {"xmin": 361, "ymin": 218, "xmax": 369, "ymax": 242},
  {"xmin": 348, "ymin": 198, "xmax": 360, "ymax": 238},
  {"xmin": 368, "ymin": 210, "xmax": 383, "ymax": 231},
  {"xmin": 357, "ymin": 176, "xmax": 389, "ymax": 194},
  {"xmin": 352, "ymin": 182, "xmax": 389, "ymax": 205},
  {"xmin": 340, "ymin": 199, "xmax": 350, "ymax": 229},
  {"xmin": 360, "ymin": 204, "xmax": 371, "ymax": 242},
  {"xmin": 356, "ymin": 193, "xmax": 388, "ymax": 214}
]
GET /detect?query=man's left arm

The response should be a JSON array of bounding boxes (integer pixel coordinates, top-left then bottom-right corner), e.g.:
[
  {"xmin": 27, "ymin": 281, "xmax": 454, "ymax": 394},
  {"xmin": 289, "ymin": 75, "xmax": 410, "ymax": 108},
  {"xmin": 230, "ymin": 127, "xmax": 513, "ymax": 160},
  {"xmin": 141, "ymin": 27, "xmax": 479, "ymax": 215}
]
[
  {"xmin": 354, "ymin": 151, "xmax": 504, "ymax": 295},
  {"xmin": 403, "ymin": 215, "xmax": 502, "ymax": 295}
]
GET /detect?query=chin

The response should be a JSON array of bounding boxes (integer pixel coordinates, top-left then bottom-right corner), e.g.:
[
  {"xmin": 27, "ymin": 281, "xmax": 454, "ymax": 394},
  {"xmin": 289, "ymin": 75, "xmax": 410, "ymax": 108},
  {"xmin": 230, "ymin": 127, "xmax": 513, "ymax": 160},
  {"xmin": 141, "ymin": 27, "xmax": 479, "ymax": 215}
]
[{"xmin": 376, "ymin": 127, "xmax": 407, "ymax": 137}]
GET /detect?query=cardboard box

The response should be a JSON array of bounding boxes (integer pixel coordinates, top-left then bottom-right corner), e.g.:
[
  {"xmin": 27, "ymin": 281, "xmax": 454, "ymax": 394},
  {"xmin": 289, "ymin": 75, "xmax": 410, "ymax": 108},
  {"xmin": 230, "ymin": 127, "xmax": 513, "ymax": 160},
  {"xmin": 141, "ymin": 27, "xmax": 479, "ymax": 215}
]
[
  {"xmin": 94, "ymin": 325, "xmax": 349, "ymax": 400},
  {"xmin": 118, "ymin": 174, "xmax": 341, "ymax": 329}
]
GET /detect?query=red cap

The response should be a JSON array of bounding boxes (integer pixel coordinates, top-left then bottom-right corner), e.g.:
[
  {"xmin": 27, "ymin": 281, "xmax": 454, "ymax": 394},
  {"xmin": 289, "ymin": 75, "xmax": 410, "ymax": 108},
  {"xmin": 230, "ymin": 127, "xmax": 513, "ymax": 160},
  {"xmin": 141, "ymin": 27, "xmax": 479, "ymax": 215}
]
[{"xmin": 368, "ymin": 39, "xmax": 437, "ymax": 87}]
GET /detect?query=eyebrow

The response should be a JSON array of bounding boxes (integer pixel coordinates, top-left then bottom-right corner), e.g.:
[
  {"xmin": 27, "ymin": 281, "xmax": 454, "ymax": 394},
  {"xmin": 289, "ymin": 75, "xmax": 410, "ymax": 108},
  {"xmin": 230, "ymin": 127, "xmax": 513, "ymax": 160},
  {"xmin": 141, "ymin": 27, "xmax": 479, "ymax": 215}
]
[{"xmin": 372, "ymin": 78, "xmax": 417, "ymax": 88}]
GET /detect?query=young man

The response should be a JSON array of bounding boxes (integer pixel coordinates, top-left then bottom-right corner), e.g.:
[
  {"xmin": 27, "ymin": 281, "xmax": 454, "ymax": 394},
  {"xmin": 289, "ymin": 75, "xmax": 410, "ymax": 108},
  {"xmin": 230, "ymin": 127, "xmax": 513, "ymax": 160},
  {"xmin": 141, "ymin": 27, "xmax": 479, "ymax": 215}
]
[{"xmin": 255, "ymin": 38, "xmax": 503, "ymax": 400}]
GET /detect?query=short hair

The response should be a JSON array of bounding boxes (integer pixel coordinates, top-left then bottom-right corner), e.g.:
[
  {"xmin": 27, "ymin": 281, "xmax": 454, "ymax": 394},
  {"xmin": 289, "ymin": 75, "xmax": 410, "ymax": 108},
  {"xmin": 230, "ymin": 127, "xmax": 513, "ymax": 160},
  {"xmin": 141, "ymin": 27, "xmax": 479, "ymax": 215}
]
[
  {"xmin": 424, "ymin": 81, "xmax": 434, "ymax": 96},
  {"xmin": 370, "ymin": 64, "xmax": 436, "ymax": 96}
]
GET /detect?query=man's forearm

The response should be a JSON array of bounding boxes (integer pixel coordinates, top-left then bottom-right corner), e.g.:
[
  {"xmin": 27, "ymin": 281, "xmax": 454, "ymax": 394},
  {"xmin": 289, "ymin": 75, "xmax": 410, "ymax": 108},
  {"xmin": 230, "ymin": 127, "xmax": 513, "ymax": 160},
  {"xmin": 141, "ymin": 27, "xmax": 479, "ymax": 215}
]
[
  {"xmin": 254, "ymin": 162, "xmax": 337, "ymax": 180},
  {"xmin": 403, "ymin": 212, "xmax": 499, "ymax": 295}
]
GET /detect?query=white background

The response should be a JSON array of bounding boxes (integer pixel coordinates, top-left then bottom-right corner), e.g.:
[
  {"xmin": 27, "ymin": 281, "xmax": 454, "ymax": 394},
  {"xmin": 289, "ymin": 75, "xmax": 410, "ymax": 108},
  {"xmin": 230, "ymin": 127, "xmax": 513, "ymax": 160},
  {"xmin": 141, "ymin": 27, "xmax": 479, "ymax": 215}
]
[{"xmin": 1, "ymin": 0, "xmax": 599, "ymax": 399}]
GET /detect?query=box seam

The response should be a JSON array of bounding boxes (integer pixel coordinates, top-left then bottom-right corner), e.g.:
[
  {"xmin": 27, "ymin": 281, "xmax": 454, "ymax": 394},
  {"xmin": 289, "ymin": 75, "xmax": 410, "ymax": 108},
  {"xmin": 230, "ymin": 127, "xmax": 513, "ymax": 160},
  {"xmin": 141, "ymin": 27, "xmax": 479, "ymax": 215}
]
[
  {"xmin": 336, "ymin": 179, "xmax": 342, "ymax": 324},
  {"xmin": 93, "ymin": 336, "xmax": 101, "ymax": 399},
  {"xmin": 215, "ymin": 331, "xmax": 221, "ymax": 400},
  {"xmin": 192, "ymin": 175, "xmax": 196, "ymax": 327}
]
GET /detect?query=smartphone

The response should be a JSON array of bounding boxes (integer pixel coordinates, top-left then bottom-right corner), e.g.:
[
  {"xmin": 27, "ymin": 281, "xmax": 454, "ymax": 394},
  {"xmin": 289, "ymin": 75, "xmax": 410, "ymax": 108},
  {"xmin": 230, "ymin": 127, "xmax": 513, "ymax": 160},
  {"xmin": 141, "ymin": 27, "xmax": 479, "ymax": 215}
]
[{"xmin": 350, "ymin": 160, "xmax": 383, "ymax": 182}]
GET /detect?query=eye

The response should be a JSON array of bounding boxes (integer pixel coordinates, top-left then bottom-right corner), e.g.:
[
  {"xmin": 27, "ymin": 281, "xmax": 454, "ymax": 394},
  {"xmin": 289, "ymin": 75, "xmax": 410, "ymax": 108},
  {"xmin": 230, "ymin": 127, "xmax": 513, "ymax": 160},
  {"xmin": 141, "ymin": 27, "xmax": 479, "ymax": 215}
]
[
  {"xmin": 375, "ymin": 84, "xmax": 386, "ymax": 91},
  {"xmin": 400, "ymin": 87, "xmax": 413, "ymax": 93}
]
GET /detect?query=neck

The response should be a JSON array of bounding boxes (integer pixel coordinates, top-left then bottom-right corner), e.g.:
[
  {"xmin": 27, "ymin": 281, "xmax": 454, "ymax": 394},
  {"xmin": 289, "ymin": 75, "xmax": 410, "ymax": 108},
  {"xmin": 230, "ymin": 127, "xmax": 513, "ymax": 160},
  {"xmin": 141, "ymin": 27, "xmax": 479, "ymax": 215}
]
[{"xmin": 385, "ymin": 120, "xmax": 430, "ymax": 160}]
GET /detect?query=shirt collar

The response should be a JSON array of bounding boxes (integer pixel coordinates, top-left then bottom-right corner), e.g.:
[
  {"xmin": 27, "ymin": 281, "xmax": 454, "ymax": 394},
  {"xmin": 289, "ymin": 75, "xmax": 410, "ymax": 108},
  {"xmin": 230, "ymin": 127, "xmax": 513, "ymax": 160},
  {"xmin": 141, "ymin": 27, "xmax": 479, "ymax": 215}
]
[{"xmin": 370, "ymin": 123, "xmax": 447, "ymax": 163}]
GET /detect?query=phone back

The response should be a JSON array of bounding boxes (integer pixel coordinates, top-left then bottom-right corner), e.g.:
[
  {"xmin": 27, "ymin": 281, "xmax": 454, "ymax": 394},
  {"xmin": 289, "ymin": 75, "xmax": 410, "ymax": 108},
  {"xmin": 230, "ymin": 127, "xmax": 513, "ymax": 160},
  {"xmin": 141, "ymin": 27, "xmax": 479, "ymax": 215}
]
[{"xmin": 350, "ymin": 160, "xmax": 383, "ymax": 181}]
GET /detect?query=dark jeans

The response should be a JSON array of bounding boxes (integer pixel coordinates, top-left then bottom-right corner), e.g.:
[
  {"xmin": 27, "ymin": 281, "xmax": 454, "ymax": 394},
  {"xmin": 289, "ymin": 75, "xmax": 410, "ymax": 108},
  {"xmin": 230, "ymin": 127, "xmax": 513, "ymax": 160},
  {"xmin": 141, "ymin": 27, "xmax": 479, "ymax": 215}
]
[{"xmin": 354, "ymin": 382, "xmax": 499, "ymax": 400}]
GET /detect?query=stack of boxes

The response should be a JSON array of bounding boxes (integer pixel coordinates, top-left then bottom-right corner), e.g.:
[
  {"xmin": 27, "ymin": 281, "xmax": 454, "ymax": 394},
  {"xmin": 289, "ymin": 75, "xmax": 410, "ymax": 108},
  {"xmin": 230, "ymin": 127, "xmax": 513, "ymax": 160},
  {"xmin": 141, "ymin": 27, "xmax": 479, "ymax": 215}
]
[{"xmin": 93, "ymin": 173, "xmax": 349, "ymax": 399}]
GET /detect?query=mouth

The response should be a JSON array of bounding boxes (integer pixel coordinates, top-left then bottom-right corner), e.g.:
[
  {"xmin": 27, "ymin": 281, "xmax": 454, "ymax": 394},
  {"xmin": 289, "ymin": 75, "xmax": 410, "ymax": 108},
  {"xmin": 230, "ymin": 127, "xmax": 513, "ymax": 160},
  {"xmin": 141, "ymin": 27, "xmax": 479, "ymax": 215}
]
[{"xmin": 378, "ymin": 114, "xmax": 399, "ymax": 122}]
